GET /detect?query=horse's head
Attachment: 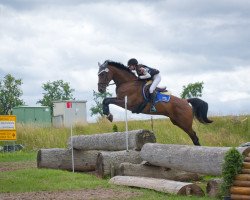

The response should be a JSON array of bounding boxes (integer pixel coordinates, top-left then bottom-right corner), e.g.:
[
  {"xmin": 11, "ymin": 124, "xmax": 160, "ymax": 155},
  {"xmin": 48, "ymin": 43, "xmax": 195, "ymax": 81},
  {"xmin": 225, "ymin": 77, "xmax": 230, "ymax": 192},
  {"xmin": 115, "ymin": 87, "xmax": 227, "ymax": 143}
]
[{"xmin": 97, "ymin": 61, "xmax": 113, "ymax": 93}]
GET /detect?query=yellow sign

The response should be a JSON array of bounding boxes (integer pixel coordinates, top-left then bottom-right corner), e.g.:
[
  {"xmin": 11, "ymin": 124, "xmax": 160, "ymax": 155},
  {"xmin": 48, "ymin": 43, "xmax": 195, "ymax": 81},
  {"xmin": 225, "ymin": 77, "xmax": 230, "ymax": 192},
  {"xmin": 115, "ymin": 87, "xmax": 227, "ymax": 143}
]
[{"xmin": 0, "ymin": 115, "xmax": 16, "ymax": 141}]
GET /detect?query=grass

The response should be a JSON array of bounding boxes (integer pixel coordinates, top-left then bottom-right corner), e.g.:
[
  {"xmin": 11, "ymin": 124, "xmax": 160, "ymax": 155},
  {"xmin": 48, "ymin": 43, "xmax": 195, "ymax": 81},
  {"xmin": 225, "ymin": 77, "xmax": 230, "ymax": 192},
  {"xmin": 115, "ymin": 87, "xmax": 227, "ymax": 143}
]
[
  {"xmin": 1, "ymin": 168, "xmax": 109, "ymax": 193},
  {"xmin": 1, "ymin": 115, "xmax": 248, "ymax": 151},
  {"xmin": 0, "ymin": 115, "xmax": 249, "ymax": 199},
  {"xmin": 0, "ymin": 151, "xmax": 36, "ymax": 162}
]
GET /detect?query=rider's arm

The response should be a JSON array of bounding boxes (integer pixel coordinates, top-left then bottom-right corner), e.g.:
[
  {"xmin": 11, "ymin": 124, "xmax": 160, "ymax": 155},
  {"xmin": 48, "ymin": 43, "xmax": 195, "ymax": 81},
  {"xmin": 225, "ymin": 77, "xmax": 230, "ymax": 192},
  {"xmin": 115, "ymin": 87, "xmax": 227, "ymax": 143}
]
[
  {"xmin": 138, "ymin": 67, "xmax": 151, "ymax": 79},
  {"xmin": 139, "ymin": 72, "xmax": 151, "ymax": 79},
  {"xmin": 131, "ymin": 70, "xmax": 137, "ymax": 76}
]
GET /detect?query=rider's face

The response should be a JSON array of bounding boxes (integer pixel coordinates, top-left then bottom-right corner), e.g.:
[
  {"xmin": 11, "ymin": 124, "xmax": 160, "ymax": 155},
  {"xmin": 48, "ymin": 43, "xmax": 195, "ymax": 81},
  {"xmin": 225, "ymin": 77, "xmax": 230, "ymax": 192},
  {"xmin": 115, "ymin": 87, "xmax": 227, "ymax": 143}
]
[{"xmin": 129, "ymin": 65, "xmax": 136, "ymax": 70}]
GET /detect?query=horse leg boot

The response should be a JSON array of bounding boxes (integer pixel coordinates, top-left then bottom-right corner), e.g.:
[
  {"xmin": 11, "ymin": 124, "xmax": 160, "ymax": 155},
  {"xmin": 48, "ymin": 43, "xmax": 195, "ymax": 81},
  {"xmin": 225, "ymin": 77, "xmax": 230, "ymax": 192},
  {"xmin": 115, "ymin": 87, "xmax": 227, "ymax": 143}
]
[
  {"xmin": 149, "ymin": 92, "xmax": 157, "ymax": 112},
  {"xmin": 102, "ymin": 98, "xmax": 113, "ymax": 122}
]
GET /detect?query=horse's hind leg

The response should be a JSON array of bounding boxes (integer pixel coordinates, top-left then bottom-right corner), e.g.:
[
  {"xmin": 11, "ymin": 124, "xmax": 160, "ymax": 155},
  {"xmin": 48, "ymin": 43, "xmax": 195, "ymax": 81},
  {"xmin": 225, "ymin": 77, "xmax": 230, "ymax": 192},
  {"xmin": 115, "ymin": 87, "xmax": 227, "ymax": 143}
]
[
  {"xmin": 170, "ymin": 117, "xmax": 200, "ymax": 146},
  {"xmin": 187, "ymin": 129, "xmax": 200, "ymax": 146},
  {"xmin": 180, "ymin": 124, "xmax": 200, "ymax": 146}
]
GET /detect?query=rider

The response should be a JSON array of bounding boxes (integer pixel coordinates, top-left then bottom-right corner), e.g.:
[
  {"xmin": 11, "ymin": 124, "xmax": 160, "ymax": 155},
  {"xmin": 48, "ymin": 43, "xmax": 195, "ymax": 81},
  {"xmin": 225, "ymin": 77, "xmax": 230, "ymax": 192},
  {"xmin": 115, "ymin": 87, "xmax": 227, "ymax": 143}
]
[{"xmin": 127, "ymin": 58, "xmax": 161, "ymax": 112}]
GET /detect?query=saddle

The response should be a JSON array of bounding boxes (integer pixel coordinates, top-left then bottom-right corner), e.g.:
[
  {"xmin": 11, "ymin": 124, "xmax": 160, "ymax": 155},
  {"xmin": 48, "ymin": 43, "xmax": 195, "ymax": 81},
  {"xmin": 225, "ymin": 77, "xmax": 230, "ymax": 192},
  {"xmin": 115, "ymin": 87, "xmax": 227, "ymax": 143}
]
[
  {"xmin": 142, "ymin": 81, "xmax": 168, "ymax": 101},
  {"xmin": 131, "ymin": 81, "xmax": 170, "ymax": 114}
]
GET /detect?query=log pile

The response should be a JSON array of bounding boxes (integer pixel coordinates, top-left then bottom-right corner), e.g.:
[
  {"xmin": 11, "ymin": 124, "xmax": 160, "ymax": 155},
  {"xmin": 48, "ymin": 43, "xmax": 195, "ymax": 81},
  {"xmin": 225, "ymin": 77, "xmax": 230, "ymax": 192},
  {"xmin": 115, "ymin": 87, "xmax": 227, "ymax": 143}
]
[
  {"xmin": 37, "ymin": 129, "xmax": 155, "ymax": 174},
  {"xmin": 37, "ymin": 128, "xmax": 250, "ymax": 198},
  {"xmin": 230, "ymin": 153, "xmax": 250, "ymax": 200}
]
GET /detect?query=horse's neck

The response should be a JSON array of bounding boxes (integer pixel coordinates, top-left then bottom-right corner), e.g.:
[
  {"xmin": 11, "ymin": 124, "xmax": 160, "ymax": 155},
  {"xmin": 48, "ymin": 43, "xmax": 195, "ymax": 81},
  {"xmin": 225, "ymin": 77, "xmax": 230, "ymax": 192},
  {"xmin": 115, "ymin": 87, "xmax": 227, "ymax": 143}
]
[{"xmin": 111, "ymin": 67, "xmax": 137, "ymax": 86}]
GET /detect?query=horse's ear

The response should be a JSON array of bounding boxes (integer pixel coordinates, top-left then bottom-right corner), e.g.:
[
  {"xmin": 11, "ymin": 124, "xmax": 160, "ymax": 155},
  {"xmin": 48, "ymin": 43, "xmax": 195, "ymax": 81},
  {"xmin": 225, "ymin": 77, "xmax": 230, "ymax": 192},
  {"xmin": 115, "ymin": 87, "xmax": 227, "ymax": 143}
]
[{"xmin": 98, "ymin": 62, "xmax": 101, "ymax": 67}]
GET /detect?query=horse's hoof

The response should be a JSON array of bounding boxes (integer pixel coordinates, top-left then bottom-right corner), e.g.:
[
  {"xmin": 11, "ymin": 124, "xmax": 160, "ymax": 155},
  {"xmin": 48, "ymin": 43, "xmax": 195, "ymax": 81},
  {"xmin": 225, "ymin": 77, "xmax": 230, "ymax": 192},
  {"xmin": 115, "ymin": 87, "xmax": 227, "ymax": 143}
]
[{"xmin": 107, "ymin": 114, "xmax": 113, "ymax": 122}]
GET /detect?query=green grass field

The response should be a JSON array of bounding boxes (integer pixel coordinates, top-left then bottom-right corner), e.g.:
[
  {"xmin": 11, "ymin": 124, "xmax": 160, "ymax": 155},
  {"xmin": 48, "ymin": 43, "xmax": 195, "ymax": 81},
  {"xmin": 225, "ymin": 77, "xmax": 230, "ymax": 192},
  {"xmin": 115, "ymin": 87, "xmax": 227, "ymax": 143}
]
[
  {"xmin": 3, "ymin": 115, "xmax": 248, "ymax": 151},
  {"xmin": 0, "ymin": 115, "xmax": 249, "ymax": 199}
]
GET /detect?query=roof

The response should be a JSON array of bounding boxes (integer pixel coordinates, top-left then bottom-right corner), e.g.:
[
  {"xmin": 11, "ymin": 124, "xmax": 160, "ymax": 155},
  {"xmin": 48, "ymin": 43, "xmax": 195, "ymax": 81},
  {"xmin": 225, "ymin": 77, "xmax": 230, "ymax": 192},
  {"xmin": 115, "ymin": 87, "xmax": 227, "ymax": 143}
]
[
  {"xmin": 53, "ymin": 100, "xmax": 87, "ymax": 103},
  {"xmin": 12, "ymin": 106, "xmax": 50, "ymax": 109}
]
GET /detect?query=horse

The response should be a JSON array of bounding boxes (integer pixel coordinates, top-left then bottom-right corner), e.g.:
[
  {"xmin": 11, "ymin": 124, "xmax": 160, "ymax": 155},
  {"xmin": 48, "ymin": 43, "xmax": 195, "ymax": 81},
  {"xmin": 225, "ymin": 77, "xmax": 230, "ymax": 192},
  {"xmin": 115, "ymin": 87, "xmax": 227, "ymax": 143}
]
[{"xmin": 97, "ymin": 60, "xmax": 213, "ymax": 146}]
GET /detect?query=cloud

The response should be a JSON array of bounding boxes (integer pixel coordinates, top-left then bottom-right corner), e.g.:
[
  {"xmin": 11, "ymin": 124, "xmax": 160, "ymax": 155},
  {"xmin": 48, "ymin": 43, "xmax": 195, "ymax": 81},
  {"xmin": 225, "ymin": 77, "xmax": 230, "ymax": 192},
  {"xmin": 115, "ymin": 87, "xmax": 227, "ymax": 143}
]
[{"xmin": 0, "ymin": 0, "xmax": 249, "ymax": 122}]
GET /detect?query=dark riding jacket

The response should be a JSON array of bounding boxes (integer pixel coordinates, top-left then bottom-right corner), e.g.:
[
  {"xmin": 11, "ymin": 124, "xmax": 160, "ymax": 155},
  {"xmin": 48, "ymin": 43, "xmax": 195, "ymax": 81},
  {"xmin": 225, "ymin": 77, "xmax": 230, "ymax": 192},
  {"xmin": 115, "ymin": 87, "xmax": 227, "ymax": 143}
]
[{"xmin": 135, "ymin": 64, "xmax": 159, "ymax": 80}]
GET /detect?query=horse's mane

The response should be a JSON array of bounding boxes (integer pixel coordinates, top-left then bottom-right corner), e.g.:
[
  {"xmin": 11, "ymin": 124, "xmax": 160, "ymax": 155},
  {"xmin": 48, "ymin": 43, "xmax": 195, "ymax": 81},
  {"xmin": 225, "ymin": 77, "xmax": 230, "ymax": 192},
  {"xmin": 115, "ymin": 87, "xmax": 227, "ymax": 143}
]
[{"xmin": 106, "ymin": 60, "xmax": 134, "ymax": 75}]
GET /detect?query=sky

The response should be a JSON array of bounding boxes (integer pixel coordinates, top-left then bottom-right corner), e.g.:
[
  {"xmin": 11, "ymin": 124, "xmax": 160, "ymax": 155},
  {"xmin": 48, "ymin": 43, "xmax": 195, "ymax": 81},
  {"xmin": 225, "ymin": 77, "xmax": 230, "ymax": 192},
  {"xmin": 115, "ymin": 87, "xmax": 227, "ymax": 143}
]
[{"xmin": 0, "ymin": 0, "xmax": 250, "ymax": 122}]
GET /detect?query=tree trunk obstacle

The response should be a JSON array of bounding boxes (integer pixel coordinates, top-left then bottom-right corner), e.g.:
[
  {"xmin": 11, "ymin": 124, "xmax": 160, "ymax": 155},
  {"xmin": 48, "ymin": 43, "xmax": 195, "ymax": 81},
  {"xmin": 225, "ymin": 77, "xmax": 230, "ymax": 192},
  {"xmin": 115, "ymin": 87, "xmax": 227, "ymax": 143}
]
[
  {"xmin": 119, "ymin": 162, "xmax": 200, "ymax": 181},
  {"xmin": 109, "ymin": 176, "xmax": 204, "ymax": 197},
  {"xmin": 96, "ymin": 150, "xmax": 142, "ymax": 178},
  {"xmin": 230, "ymin": 153, "xmax": 250, "ymax": 200},
  {"xmin": 37, "ymin": 148, "xmax": 98, "ymax": 171},
  {"xmin": 68, "ymin": 129, "xmax": 156, "ymax": 151},
  {"xmin": 140, "ymin": 143, "xmax": 250, "ymax": 176}
]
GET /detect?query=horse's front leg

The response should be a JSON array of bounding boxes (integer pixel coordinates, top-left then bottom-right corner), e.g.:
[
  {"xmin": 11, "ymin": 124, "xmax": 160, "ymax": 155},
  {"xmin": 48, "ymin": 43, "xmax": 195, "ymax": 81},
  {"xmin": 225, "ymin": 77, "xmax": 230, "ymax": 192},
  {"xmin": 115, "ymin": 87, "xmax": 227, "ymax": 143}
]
[{"xmin": 102, "ymin": 97, "xmax": 124, "ymax": 122}]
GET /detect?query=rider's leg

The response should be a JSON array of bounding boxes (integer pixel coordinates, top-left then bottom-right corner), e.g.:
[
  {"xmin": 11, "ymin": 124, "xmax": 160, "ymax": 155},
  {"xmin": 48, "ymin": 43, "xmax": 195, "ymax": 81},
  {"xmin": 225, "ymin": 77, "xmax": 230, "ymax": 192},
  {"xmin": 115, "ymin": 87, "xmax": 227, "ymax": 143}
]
[
  {"xmin": 149, "ymin": 92, "xmax": 157, "ymax": 112},
  {"xmin": 149, "ymin": 74, "xmax": 161, "ymax": 112}
]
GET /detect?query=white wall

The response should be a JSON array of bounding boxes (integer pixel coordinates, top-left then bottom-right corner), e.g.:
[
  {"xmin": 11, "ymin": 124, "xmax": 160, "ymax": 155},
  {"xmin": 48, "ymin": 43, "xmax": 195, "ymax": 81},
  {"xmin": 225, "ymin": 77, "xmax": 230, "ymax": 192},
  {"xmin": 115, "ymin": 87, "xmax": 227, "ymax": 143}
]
[{"xmin": 53, "ymin": 100, "xmax": 87, "ymax": 127}]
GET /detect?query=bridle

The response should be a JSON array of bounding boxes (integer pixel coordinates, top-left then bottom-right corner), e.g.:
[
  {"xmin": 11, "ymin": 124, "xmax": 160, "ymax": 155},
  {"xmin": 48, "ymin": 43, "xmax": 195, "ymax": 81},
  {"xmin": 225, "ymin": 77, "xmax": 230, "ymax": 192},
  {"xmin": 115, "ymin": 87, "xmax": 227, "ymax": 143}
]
[
  {"xmin": 98, "ymin": 65, "xmax": 112, "ymax": 89},
  {"xmin": 98, "ymin": 62, "xmax": 117, "ymax": 88}
]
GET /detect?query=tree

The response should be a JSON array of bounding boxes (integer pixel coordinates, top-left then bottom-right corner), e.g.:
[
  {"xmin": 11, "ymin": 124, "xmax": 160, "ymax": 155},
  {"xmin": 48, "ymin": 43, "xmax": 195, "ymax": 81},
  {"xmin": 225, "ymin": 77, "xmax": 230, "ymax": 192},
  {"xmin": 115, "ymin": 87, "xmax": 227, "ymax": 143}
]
[
  {"xmin": 90, "ymin": 90, "xmax": 112, "ymax": 117},
  {"xmin": 180, "ymin": 81, "xmax": 204, "ymax": 99},
  {"xmin": 37, "ymin": 80, "xmax": 75, "ymax": 115},
  {"xmin": 0, "ymin": 74, "xmax": 25, "ymax": 114}
]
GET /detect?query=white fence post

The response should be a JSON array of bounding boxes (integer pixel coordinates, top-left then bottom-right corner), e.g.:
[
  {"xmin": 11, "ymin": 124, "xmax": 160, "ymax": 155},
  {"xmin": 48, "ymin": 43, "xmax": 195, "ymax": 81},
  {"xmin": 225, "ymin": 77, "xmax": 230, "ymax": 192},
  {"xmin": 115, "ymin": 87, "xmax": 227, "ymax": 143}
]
[{"xmin": 125, "ymin": 96, "xmax": 129, "ymax": 152}]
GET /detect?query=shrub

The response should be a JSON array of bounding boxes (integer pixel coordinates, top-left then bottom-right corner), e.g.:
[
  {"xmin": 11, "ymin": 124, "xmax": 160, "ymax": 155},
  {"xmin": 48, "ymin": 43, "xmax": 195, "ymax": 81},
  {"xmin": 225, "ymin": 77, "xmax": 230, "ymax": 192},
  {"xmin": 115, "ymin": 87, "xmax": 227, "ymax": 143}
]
[
  {"xmin": 112, "ymin": 124, "xmax": 118, "ymax": 132},
  {"xmin": 220, "ymin": 147, "xmax": 244, "ymax": 197}
]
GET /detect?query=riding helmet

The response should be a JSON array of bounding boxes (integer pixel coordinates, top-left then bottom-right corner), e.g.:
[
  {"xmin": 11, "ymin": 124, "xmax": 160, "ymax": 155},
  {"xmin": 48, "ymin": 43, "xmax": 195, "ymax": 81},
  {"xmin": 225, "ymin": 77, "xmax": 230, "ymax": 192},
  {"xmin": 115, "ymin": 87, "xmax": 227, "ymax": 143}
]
[{"xmin": 127, "ymin": 58, "xmax": 138, "ymax": 66}]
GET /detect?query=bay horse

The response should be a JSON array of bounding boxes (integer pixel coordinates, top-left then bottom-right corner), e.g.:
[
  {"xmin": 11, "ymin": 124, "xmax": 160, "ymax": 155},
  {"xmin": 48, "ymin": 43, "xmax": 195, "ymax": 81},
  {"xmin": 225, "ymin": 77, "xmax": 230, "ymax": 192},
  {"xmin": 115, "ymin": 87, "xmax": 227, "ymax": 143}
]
[{"xmin": 97, "ymin": 60, "xmax": 213, "ymax": 146}]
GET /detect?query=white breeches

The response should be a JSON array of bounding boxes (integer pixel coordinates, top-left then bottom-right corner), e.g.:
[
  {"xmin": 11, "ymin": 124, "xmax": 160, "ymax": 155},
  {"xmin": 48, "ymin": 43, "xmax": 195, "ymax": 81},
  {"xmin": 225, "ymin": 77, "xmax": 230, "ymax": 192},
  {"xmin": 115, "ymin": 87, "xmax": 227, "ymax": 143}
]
[{"xmin": 149, "ymin": 74, "xmax": 161, "ymax": 93}]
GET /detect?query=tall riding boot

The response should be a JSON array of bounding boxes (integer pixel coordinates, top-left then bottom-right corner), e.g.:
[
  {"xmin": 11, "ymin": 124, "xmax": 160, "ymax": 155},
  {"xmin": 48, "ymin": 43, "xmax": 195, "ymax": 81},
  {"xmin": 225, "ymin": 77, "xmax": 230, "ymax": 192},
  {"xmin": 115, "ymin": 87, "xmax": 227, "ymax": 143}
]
[{"xmin": 150, "ymin": 92, "xmax": 157, "ymax": 112}]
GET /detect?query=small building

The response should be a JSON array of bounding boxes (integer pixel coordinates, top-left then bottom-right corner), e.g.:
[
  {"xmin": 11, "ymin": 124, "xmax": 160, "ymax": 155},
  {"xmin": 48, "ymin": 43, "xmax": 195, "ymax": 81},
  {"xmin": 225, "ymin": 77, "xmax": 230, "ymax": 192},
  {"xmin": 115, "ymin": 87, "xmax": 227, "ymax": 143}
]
[
  {"xmin": 12, "ymin": 106, "xmax": 51, "ymax": 125},
  {"xmin": 52, "ymin": 100, "xmax": 87, "ymax": 127}
]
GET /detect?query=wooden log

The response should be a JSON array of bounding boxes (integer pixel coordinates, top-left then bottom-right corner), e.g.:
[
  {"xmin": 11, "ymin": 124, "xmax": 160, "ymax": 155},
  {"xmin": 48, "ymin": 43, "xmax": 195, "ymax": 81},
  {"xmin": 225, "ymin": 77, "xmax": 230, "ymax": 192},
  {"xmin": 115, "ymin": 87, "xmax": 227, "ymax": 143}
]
[
  {"xmin": 243, "ymin": 162, "xmax": 250, "ymax": 169},
  {"xmin": 206, "ymin": 178, "xmax": 223, "ymax": 198},
  {"xmin": 230, "ymin": 186, "xmax": 250, "ymax": 195},
  {"xmin": 140, "ymin": 143, "xmax": 250, "ymax": 176},
  {"xmin": 231, "ymin": 194, "xmax": 250, "ymax": 200},
  {"xmin": 37, "ymin": 148, "xmax": 98, "ymax": 171},
  {"xmin": 244, "ymin": 157, "xmax": 250, "ymax": 162},
  {"xmin": 233, "ymin": 180, "xmax": 250, "ymax": 187},
  {"xmin": 96, "ymin": 150, "xmax": 142, "ymax": 178},
  {"xmin": 109, "ymin": 176, "xmax": 204, "ymax": 196},
  {"xmin": 241, "ymin": 169, "xmax": 250, "ymax": 174},
  {"xmin": 235, "ymin": 174, "xmax": 250, "ymax": 181},
  {"xmin": 119, "ymin": 162, "xmax": 201, "ymax": 181},
  {"xmin": 68, "ymin": 129, "xmax": 156, "ymax": 151}
]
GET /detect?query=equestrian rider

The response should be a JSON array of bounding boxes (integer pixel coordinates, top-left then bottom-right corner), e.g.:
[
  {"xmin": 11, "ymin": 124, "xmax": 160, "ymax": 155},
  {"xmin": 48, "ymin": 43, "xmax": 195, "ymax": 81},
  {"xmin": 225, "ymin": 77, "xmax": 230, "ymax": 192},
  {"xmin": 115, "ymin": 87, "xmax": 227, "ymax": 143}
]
[{"xmin": 127, "ymin": 58, "xmax": 161, "ymax": 112}]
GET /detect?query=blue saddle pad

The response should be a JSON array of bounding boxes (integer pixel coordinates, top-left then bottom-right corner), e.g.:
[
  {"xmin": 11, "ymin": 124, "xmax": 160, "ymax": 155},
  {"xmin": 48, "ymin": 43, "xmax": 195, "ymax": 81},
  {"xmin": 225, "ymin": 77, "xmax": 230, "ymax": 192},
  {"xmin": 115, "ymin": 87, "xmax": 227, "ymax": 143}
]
[{"xmin": 155, "ymin": 92, "xmax": 171, "ymax": 103}]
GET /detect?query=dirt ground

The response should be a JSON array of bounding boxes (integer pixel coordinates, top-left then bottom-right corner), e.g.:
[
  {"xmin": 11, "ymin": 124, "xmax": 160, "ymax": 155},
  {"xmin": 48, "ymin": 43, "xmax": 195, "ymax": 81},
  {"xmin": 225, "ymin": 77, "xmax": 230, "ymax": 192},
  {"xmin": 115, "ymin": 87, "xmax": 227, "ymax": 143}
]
[
  {"xmin": 0, "ymin": 161, "xmax": 141, "ymax": 200},
  {"xmin": 0, "ymin": 161, "xmax": 37, "ymax": 172},
  {"xmin": 0, "ymin": 188, "xmax": 140, "ymax": 200}
]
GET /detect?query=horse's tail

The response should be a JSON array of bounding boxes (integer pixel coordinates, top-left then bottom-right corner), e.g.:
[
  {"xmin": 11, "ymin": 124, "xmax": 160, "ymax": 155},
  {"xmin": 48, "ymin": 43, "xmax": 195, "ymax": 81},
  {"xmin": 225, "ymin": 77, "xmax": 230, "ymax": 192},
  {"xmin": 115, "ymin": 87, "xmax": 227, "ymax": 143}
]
[{"xmin": 187, "ymin": 98, "xmax": 213, "ymax": 124}]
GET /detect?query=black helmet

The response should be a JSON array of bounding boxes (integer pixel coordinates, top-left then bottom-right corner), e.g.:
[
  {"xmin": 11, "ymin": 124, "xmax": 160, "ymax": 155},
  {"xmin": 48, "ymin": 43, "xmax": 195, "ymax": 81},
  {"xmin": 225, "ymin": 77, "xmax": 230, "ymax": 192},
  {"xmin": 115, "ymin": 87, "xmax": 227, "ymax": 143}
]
[{"xmin": 127, "ymin": 58, "xmax": 138, "ymax": 66}]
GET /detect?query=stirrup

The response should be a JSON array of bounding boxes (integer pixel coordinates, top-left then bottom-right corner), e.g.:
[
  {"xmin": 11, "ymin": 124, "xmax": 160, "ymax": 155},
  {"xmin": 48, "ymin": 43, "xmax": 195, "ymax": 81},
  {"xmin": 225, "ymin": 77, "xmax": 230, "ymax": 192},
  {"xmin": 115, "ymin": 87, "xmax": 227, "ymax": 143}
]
[{"xmin": 150, "ymin": 105, "xmax": 157, "ymax": 112}]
